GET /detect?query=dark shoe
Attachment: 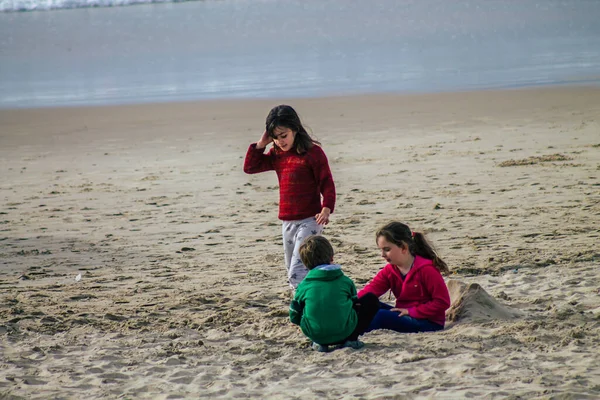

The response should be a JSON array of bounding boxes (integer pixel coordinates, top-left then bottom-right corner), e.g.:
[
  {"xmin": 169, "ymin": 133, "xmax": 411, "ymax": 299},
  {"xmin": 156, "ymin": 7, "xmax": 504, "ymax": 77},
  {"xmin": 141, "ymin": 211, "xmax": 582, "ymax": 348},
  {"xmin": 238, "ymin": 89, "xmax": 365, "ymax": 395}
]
[
  {"xmin": 311, "ymin": 342, "xmax": 344, "ymax": 352},
  {"xmin": 343, "ymin": 340, "xmax": 364, "ymax": 349},
  {"xmin": 311, "ymin": 342, "xmax": 328, "ymax": 352}
]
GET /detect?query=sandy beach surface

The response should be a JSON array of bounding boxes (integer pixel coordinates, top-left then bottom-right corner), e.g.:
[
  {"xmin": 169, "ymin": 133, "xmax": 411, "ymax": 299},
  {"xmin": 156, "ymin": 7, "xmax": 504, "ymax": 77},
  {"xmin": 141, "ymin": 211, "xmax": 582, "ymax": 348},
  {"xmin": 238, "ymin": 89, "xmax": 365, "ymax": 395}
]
[{"xmin": 1, "ymin": 86, "xmax": 599, "ymax": 399}]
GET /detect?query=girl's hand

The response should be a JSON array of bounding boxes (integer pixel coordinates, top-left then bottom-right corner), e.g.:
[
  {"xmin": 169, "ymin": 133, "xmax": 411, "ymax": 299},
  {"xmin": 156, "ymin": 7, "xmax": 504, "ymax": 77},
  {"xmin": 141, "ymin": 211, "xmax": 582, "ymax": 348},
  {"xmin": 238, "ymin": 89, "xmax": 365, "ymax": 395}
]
[
  {"xmin": 391, "ymin": 308, "xmax": 409, "ymax": 317},
  {"xmin": 256, "ymin": 130, "xmax": 272, "ymax": 150},
  {"xmin": 315, "ymin": 207, "xmax": 330, "ymax": 225}
]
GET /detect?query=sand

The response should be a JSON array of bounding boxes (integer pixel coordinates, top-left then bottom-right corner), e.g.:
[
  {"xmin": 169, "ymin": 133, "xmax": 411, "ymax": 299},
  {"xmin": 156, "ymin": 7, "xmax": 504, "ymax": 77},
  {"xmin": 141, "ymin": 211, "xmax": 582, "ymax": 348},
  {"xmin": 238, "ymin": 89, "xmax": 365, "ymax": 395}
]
[{"xmin": 1, "ymin": 86, "xmax": 599, "ymax": 399}]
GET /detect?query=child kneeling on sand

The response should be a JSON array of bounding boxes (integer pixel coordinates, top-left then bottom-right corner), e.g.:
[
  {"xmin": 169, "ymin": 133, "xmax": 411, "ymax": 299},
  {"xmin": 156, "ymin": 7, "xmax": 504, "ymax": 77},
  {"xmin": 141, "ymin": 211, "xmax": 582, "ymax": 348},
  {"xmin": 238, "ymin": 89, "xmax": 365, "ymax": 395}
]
[{"xmin": 289, "ymin": 236, "xmax": 379, "ymax": 352}]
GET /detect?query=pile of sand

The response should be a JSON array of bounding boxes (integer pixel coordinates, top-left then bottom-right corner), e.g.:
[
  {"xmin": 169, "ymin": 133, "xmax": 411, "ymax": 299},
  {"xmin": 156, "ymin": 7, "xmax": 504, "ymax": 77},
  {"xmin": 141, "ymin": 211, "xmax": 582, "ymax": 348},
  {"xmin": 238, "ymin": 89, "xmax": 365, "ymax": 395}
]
[{"xmin": 446, "ymin": 279, "xmax": 524, "ymax": 323}]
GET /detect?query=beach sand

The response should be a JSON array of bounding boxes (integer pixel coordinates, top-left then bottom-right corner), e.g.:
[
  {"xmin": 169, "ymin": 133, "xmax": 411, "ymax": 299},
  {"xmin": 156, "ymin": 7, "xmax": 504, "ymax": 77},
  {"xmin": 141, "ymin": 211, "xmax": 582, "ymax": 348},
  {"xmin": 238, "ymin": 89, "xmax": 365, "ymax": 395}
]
[{"xmin": 1, "ymin": 86, "xmax": 599, "ymax": 399}]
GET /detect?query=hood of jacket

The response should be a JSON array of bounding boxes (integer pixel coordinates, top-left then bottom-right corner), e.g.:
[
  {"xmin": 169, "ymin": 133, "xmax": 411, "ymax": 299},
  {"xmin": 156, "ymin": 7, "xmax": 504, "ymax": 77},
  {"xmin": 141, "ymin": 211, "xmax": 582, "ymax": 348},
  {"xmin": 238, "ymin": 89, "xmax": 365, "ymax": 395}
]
[
  {"xmin": 304, "ymin": 264, "xmax": 343, "ymax": 282},
  {"xmin": 388, "ymin": 255, "xmax": 434, "ymax": 281}
]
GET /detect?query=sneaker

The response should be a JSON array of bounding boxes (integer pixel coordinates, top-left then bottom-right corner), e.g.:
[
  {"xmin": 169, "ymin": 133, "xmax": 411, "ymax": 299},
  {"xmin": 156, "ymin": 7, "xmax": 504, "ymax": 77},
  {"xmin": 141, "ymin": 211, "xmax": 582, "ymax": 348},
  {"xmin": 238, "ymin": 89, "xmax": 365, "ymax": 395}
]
[
  {"xmin": 343, "ymin": 340, "xmax": 364, "ymax": 350},
  {"xmin": 311, "ymin": 342, "xmax": 345, "ymax": 352},
  {"xmin": 311, "ymin": 342, "xmax": 329, "ymax": 352}
]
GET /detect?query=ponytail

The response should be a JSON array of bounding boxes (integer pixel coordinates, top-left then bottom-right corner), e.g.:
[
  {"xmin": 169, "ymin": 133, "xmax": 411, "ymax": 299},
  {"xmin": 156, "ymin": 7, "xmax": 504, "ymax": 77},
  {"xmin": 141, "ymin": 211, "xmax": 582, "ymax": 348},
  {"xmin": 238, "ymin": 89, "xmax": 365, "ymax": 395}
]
[
  {"xmin": 411, "ymin": 231, "xmax": 449, "ymax": 275},
  {"xmin": 376, "ymin": 222, "xmax": 450, "ymax": 275}
]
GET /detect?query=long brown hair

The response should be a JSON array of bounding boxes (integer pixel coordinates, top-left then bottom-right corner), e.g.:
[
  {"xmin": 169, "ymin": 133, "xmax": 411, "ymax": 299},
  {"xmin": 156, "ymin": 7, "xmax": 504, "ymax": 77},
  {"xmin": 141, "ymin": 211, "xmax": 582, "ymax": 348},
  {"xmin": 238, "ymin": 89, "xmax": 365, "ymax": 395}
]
[
  {"xmin": 376, "ymin": 221, "xmax": 450, "ymax": 275},
  {"xmin": 265, "ymin": 105, "xmax": 320, "ymax": 154}
]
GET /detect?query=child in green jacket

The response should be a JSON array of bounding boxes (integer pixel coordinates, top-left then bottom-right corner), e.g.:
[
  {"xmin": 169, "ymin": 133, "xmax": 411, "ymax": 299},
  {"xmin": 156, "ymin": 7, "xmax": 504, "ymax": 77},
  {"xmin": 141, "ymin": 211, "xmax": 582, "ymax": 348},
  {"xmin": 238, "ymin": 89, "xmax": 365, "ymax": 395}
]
[{"xmin": 289, "ymin": 235, "xmax": 379, "ymax": 352}]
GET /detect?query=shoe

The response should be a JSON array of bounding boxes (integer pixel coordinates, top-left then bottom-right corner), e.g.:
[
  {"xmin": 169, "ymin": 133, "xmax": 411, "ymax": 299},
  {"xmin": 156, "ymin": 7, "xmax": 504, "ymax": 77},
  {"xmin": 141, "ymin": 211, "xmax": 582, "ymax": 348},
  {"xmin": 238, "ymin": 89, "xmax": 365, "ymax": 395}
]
[
  {"xmin": 343, "ymin": 340, "xmax": 364, "ymax": 350},
  {"xmin": 311, "ymin": 342, "xmax": 346, "ymax": 352},
  {"xmin": 311, "ymin": 342, "xmax": 329, "ymax": 352}
]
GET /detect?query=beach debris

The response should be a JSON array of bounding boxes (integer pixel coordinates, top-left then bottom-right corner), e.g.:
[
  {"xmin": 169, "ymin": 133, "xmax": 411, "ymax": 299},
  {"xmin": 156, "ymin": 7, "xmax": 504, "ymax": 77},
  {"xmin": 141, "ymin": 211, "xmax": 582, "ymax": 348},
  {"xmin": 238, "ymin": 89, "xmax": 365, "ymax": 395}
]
[
  {"xmin": 352, "ymin": 245, "xmax": 369, "ymax": 254},
  {"xmin": 497, "ymin": 291, "xmax": 511, "ymax": 301},
  {"xmin": 75, "ymin": 273, "xmax": 82, "ymax": 282},
  {"xmin": 69, "ymin": 294, "xmax": 96, "ymax": 301},
  {"xmin": 498, "ymin": 153, "xmax": 572, "ymax": 167},
  {"xmin": 180, "ymin": 247, "xmax": 195, "ymax": 252},
  {"xmin": 245, "ymin": 301, "xmax": 268, "ymax": 308},
  {"xmin": 104, "ymin": 313, "xmax": 127, "ymax": 321},
  {"xmin": 356, "ymin": 199, "xmax": 374, "ymax": 205}
]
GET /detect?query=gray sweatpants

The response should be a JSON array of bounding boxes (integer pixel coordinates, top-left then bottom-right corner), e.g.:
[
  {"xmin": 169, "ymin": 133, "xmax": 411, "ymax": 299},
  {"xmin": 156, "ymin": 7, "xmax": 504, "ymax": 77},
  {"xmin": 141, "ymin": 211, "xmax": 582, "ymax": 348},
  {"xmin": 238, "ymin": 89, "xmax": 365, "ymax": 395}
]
[{"xmin": 282, "ymin": 216, "xmax": 323, "ymax": 289}]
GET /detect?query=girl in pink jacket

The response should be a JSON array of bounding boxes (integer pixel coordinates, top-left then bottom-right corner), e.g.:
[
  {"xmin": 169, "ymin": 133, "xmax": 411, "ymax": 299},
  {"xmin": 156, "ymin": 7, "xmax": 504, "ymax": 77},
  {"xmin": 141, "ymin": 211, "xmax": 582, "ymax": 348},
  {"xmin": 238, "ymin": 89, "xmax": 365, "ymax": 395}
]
[{"xmin": 358, "ymin": 221, "xmax": 451, "ymax": 333}]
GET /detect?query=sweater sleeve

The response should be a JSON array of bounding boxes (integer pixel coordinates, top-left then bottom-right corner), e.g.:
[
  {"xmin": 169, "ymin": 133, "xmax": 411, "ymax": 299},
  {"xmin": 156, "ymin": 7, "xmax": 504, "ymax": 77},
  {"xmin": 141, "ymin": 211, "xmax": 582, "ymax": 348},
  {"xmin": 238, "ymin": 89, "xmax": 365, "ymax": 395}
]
[
  {"xmin": 309, "ymin": 146, "xmax": 336, "ymax": 213},
  {"xmin": 358, "ymin": 266, "xmax": 391, "ymax": 299},
  {"xmin": 407, "ymin": 267, "xmax": 451, "ymax": 320},
  {"xmin": 243, "ymin": 143, "xmax": 274, "ymax": 174}
]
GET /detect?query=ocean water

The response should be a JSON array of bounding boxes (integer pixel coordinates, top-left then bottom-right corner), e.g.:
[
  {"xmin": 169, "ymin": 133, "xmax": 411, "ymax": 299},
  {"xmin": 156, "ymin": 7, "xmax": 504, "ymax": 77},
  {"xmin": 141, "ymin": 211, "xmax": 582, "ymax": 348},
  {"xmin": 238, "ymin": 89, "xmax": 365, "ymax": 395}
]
[{"xmin": 1, "ymin": 0, "xmax": 599, "ymax": 108}]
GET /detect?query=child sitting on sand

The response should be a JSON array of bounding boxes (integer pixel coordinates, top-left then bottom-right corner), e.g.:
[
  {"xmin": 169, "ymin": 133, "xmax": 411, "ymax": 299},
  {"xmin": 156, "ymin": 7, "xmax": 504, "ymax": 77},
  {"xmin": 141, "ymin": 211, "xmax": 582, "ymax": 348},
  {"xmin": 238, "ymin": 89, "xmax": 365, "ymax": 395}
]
[
  {"xmin": 359, "ymin": 221, "xmax": 451, "ymax": 333},
  {"xmin": 289, "ymin": 236, "xmax": 379, "ymax": 352}
]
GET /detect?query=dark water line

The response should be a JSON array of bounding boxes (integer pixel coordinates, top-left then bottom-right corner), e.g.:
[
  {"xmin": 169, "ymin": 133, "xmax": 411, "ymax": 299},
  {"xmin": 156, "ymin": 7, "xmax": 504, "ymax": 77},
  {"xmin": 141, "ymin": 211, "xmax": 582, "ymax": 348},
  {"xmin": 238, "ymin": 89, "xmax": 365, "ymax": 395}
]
[{"xmin": 1, "ymin": 0, "xmax": 600, "ymax": 108}]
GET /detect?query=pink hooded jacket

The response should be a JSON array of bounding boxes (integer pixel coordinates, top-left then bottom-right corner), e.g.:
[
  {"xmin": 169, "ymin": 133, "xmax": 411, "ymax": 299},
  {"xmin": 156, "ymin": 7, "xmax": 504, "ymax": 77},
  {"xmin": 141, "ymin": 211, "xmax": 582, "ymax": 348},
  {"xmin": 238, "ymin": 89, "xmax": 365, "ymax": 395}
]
[{"xmin": 358, "ymin": 255, "xmax": 450, "ymax": 326}]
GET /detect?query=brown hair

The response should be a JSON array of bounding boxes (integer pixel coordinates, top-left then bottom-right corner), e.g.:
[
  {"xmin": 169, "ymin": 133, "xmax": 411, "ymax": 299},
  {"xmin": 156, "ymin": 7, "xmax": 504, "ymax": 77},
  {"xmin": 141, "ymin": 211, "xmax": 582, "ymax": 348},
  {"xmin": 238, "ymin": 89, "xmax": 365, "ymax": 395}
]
[
  {"xmin": 299, "ymin": 235, "xmax": 334, "ymax": 270},
  {"xmin": 265, "ymin": 105, "xmax": 320, "ymax": 154},
  {"xmin": 376, "ymin": 221, "xmax": 450, "ymax": 275}
]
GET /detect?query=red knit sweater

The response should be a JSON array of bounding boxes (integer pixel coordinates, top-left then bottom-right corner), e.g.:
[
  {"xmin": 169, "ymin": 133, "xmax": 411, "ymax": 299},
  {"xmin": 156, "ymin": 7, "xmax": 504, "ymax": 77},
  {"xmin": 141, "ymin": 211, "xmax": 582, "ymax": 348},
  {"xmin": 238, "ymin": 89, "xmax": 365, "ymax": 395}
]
[{"xmin": 243, "ymin": 143, "xmax": 336, "ymax": 221}]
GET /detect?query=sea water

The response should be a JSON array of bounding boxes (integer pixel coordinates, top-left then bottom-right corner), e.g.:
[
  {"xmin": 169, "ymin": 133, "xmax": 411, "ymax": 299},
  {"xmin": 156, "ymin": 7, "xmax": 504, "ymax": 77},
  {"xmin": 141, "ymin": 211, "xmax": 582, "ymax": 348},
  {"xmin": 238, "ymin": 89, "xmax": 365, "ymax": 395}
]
[{"xmin": 1, "ymin": 0, "xmax": 599, "ymax": 108}]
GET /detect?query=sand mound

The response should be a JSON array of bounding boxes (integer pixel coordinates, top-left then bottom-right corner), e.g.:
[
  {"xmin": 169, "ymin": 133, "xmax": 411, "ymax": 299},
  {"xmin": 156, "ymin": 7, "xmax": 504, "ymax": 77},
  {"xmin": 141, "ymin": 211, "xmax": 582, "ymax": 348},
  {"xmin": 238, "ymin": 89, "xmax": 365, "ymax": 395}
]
[{"xmin": 446, "ymin": 279, "xmax": 524, "ymax": 323}]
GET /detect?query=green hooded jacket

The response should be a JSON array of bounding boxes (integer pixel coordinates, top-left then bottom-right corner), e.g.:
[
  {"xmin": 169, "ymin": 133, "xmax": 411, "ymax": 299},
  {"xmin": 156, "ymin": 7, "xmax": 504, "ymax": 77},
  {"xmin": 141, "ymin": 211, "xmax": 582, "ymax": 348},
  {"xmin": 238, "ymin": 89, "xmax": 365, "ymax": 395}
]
[{"xmin": 289, "ymin": 264, "xmax": 358, "ymax": 345}]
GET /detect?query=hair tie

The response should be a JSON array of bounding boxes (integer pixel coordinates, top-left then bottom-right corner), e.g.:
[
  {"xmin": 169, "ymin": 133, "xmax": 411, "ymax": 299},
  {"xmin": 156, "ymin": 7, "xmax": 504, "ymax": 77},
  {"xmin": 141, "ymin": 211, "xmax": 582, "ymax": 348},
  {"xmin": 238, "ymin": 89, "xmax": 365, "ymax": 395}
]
[{"xmin": 411, "ymin": 231, "xmax": 416, "ymax": 238}]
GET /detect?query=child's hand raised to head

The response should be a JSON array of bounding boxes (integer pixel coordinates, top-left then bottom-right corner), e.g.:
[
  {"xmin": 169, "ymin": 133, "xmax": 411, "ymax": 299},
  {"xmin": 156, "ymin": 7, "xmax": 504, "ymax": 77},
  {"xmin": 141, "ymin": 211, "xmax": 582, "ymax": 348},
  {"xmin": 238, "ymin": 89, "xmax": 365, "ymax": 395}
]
[
  {"xmin": 256, "ymin": 130, "xmax": 273, "ymax": 150},
  {"xmin": 315, "ymin": 207, "xmax": 331, "ymax": 225}
]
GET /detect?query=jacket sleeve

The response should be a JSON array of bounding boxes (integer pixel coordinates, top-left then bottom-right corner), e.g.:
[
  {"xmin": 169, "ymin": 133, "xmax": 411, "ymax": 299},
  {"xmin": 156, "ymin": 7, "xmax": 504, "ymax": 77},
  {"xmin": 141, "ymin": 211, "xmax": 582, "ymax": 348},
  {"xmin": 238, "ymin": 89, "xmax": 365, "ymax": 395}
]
[
  {"xmin": 243, "ymin": 143, "xmax": 274, "ymax": 174},
  {"xmin": 407, "ymin": 267, "xmax": 451, "ymax": 320},
  {"xmin": 309, "ymin": 146, "xmax": 336, "ymax": 213},
  {"xmin": 357, "ymin": 266, "xmax": 391, "ymax": 299},
  {"xmin": 289, "ymin": 299, "xmax": 304, "ymax": 325},
  {"xmin": 347, "ymin": 277, "xmax": 358, "ymax": 302}
]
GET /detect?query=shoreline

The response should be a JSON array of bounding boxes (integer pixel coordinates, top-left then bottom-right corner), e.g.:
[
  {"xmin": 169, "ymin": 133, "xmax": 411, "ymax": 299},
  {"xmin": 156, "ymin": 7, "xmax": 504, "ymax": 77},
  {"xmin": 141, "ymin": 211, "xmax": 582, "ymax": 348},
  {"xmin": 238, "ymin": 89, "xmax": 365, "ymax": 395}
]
[{"xmin": 2, "ymin": 82, "xmax": 600, "ymax": 113}]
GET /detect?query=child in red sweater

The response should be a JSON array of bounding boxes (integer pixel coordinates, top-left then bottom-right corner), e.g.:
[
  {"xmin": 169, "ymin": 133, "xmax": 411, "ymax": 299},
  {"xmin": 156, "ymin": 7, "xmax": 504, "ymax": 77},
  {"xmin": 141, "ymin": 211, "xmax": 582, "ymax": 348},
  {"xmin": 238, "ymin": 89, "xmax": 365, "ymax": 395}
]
[
  {"xmin": 243, "ymin": 105, "xmax": 336, "ymax": 290},
  {"xmin": 359, "ymin": 221, "xmax": 451, "ymax": 333}
]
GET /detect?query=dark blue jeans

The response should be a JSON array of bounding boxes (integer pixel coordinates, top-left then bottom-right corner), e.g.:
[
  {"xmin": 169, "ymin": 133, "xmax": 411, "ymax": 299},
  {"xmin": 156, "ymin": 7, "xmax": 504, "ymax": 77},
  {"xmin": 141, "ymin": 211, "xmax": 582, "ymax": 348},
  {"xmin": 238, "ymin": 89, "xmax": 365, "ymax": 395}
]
[{"xmin": 366, "ymin": 301, "xmax": 444, "ymax": 333}]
